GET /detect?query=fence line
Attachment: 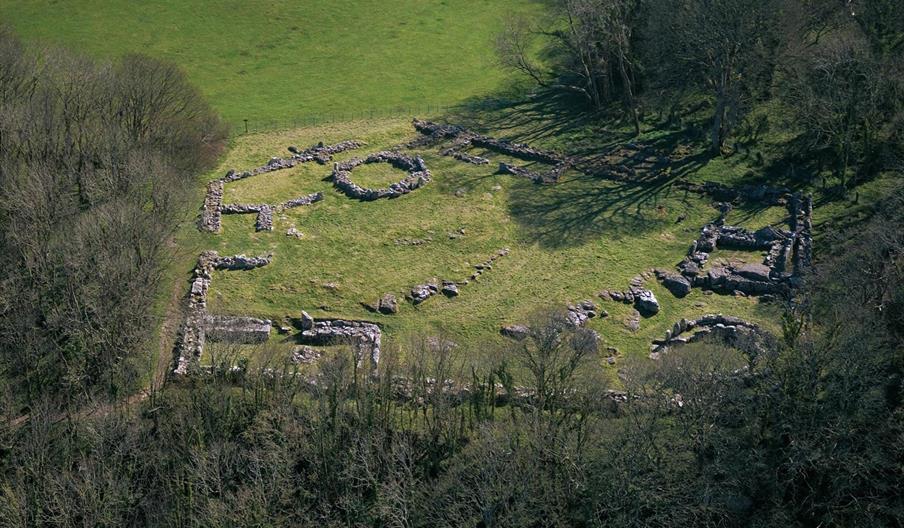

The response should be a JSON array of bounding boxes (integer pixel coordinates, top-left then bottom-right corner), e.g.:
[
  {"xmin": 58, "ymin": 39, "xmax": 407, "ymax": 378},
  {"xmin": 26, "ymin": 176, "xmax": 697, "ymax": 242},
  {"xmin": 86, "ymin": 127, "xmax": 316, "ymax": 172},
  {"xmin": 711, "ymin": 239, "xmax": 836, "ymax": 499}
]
[{"xmin": 228, "ymin": 104, "xmax": 456, "ymax": 136}]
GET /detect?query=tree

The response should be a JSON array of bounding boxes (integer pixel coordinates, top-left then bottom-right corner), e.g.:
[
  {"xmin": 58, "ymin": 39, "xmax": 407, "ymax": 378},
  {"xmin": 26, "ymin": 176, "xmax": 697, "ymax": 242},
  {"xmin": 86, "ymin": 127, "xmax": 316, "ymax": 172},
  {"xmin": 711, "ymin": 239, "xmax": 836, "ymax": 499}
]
[{"xmin": 646, "ymin": 0, "xmax": 780, "ymax": 152}]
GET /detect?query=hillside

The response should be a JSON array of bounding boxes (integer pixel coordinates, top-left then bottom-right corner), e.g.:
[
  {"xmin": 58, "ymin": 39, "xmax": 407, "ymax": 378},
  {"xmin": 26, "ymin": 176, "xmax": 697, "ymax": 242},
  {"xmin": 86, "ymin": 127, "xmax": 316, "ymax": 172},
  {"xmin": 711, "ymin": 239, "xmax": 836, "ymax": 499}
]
[{"xmin": 0, "ymin": 0, "xmax": 542, "ymax": 125}]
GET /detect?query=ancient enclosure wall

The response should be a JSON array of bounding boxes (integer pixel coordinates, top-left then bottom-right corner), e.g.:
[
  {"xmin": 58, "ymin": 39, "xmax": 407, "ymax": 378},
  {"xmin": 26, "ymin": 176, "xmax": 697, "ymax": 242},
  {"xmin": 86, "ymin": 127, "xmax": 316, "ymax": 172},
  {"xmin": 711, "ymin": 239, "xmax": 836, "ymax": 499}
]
[
  {"xmin": 412, "ymin": 119, "xmax": 572, "ymax": 184},
  {"xmin": 331, "ymin": 151, "xmax": 431, "ymax": 201},
  {"xmin": 199, "ymin": 141, "xmax": 361, "ymax": 233},
  {"xmin": 649, "ymin": 314, "xmax": 773, "ymax": 360},
  {"xmin": 171, "ymin": 251, "xmax": 273, "ymax": 376}
]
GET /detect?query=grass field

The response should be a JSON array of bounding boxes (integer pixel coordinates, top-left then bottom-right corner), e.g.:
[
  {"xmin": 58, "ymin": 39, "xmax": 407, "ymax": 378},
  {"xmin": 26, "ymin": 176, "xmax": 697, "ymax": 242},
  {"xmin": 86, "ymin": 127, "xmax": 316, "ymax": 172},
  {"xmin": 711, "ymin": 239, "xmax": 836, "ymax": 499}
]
[
  {"xmin": 0, "ymin": 0, "xmax": 542, "ymax": 126},
  {"xmin": 174, "ymin": 116, "xmax": 786, "ymax": 368}
]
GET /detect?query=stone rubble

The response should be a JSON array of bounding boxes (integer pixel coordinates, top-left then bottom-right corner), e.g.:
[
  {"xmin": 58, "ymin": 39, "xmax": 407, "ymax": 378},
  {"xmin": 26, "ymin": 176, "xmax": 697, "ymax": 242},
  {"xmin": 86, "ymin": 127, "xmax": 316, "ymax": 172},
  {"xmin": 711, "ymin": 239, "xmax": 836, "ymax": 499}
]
[
  {"xmin": 411, "ymin": 119, "xmax": 573, "ymax": 184},
  {"xmin": 409, "ymin": 249, "xmax": 510, "ymax": 306},
  {"xmin": 255, "ymin": 205, "xmax": 273, "ymax": 231},
  {"xmin": 199, "ymin": 180, "xmax": 224, "ymax": 233},
  {"xmin": 291, "ymin": 345, "xmax": 322, "ymax": 364},
  {"xmin": 649, "ymin": 314, "xmax": 772, "ymax": 360},
  {"xmin": 199, "ymin": 141, "xmax": 361, "ymax": 233},
  {"xmin": 667, "ymin": 193, "xmax": 813, "ymax": 297},
  {"xmin": 171, "ymin": 251, "xmax": 273, "ymax": 376},
  {"xmin": 598, "ymin": 269, "xmax": 662, "ymax": 317},
  {"xmin": 331, "ymin": 151, "xmax": 431, "ymax": 201},
  {"xmin": 205, "ymin": 315, "xmax": 272, "ymax": 344},
  {"xmin": 295, "ymin": 313, "xmax": 382, "ymax": 369}
]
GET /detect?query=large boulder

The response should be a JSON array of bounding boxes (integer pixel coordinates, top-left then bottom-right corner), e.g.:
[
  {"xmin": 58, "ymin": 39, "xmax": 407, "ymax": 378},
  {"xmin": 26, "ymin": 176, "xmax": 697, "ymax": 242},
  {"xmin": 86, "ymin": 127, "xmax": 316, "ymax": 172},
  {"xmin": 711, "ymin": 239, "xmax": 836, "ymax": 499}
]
[
  {"xmin": 662, "ymin": 274, "xmax": 692, "ymax": 297},
  {"xmin": 378, "ymin": 294, "xmax": 399, "ymax": 314},
  {"xmin": 634, "ymin": 289, "xmax": 660, "ymax": 316}
]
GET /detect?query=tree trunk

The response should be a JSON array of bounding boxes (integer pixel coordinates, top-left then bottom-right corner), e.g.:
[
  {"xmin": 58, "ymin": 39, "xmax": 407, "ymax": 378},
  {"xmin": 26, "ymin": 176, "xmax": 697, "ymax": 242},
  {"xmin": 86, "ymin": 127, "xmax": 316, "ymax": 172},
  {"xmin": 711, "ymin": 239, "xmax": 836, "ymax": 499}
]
[{"xmin": 711, "ymin": 93, "xmax": 727, "ymax": 153}]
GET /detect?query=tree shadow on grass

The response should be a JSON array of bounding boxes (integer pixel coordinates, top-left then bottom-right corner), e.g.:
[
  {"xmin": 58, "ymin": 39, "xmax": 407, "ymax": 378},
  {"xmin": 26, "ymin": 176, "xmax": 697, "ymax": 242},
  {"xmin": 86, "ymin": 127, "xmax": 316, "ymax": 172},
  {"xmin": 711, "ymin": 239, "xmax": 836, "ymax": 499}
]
[{"xmin": 506, "ymin": 171, "xmax": 699, "ymax": 249}]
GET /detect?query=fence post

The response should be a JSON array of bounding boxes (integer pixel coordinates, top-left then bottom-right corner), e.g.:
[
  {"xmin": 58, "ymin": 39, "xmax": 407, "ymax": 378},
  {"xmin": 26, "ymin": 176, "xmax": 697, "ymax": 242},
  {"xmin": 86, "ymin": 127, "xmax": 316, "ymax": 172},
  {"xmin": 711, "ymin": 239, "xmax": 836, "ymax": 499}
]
[{"xmin": 243, "ymin": 119, "xmax": 248, "ymax": 134}]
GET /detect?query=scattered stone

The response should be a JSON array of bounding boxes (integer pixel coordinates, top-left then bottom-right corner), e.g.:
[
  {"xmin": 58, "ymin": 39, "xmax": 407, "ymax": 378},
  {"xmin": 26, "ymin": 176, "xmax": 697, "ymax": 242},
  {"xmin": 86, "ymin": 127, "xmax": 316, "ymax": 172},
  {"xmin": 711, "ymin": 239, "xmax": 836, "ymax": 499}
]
[
  {"xmin": 291, "ymin": 346, "xmax": 321, "ymax": 364},
  {"xmin": 566, "ymin": 300, "xmax": 597, "ymax": 327},
  {"xmin": 378, "ymin": 293, "xmax": 399, "ymax": 314},
  {"xmin": 624, "ymin": 311, "xmax": 641, "ymax": 332},
  {"xmin": 634, "ymin": 290, "xmax": 660, "ymax": 316},
  {"xmin": 286, "ymin": 226, "xmax": 303, "ymax": 238},
  {"xmin": 501, "ymin": 324, "xmax": 530, "ymax": 341},
  {"xmin": 661, "ymin": 273, "xmax": 692, "ymax": 297},
  {"xmin": 441, "ymin": 282, "xmax": 460, "ymax": 297},
  {"xmin": 411, "ymin": 282, "xmax": 439, "ymax": 305}
]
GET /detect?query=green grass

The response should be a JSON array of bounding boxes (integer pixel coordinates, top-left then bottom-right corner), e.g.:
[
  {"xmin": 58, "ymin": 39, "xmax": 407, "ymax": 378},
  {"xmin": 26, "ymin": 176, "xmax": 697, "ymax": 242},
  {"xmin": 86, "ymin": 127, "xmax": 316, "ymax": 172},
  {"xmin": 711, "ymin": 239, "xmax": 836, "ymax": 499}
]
[
  {"xmin": 0, "ymin": 0, "xmax": 542, "ymax": 126},
  {"xmin": 185, "ymin": 117, "xmax": 784, "ymax": 369}
]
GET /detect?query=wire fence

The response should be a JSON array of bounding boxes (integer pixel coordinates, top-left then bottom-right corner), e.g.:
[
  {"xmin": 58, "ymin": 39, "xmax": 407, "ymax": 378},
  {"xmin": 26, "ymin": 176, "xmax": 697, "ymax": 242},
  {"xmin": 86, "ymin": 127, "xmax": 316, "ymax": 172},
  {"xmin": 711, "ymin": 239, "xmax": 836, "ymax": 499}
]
[{"xmin": 229, "ymin": 104, "xmax": 456, "ymax": 136}]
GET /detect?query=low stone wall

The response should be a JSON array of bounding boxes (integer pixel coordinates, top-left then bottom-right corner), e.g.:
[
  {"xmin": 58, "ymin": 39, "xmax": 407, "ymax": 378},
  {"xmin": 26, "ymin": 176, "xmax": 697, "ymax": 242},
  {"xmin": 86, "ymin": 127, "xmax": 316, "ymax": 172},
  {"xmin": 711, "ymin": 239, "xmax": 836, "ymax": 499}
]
[
  {"xmin": 199, "ymin": 180, "xmax": 224, "ymax": 233},
  {"xmin": 205, "ymin": 315, "xmax": 272, "ymax": 344},
  {"xmin": 411, "ymin": 119, "xmax": 571, "ymax": 184},
  {"xmin": 171, "ymin": 251, "xmax": 273, "ymax": 376},
  {"xmin": 672, "ymin": 221, "xmax": 791, "ymax": 296},
  {"xmin": 331, "ymin": 151, "xmax": 431, "ymax": 201},
  {"xmin": 221, "ymin": 203, "xmax": 266, "ymax": 214},
  {"xmin": 172, "ymin": 251, "xmax": 216, "ymax": 375},
  {"xmin": 295, "ymin": 312, "xmax": 382, "ymax": 369},
  {"xmin": 676, "ymin": 180, "xmax": 792, "ymax": 206},
  {"xmin": 649, "ymin": 314, "xmax": 772, "ymax": 360},
  {"xmin": 211, "ymin": 253, "xmax": 272, "ymax": 271},
  {"xmin": 220, "ymin": 192, "xmax": 323, "ymax": 232},
  {"xmin": 667, "ymin": 193, "xmax": 813, "ymax": 297},
  {"xmin": 282, "ymin": 191, "xmax": 323, "ymax": 209},
  {"xmin": 255, "ymin": 205, "xmax": 273, "ymax": 232},
  {"xmin": 220, "ymin": 140, "xmax": 365, "ymax": 184},
  {"xmin": 199, "ymin": 141, "xmax": 361, "ymax": 233},
  {"xmin": 410, "ymin": 248, "xmax": 510, "ymax": 306}
]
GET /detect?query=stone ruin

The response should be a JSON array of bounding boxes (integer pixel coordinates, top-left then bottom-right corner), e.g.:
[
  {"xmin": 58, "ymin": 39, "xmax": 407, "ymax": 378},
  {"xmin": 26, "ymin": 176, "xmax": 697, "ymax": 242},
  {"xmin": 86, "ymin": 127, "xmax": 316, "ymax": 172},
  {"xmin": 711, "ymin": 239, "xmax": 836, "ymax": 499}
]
[
  {"xmin": 331, "ymin": 151, "xmax": 431, "ymax": 201},
  {"xmin": 205, "ymin": 315, "xmax": 272, "ymax": 344},
  {"xmin": 222, "ymin": 140, "xmax": 366, "ymax": 184},
  {"xmin": 408, "ymin": 248, "xmax": 510, "ymax": 306},
  {"xmin": 598, "ymin": 269, "xmax": 662, "ymax": 317},
  {"xmin": 220, "ymin": 191, "xmax": 324, "ymax": 232},
  {"xmin": 648, "ymin": 314, "xmax": 773, "ymax": 361},
  {"xmin": 411, "ymin": 119, "xmax": 573, "ymax": 185},
  {"xmin": 295, "ymin": 311, "xmax": 381, "ymax": 369},
  {"xmin": 501, "ymin": 299, "xmax": 604, "ymax": 345},
  {"xmin": 198, "ymin": 140, "xmax": 362, "ymax": 233},
  {"xmin": 171, "ymin": 250, "xmax": 273, "ymax": 376},
  {"xmin": 663, "ymin": 193, "xmax": 814, "ymax": 298},
  {"xmin": 199, "ymin": 180, "xmax": 224, "ymax": 232},
  {"xmin": 676, "ymin": 179, "xmax": 792, "ymax": 207}
]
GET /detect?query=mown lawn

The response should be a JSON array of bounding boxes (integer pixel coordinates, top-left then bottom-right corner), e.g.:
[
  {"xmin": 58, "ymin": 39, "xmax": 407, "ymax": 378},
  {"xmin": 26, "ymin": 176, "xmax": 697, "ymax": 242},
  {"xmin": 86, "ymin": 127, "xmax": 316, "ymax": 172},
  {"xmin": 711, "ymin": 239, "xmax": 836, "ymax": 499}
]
[
  {"xmin": 182, "ymin": 116, "xmax": 784, "ymax": 368},
  {"xmin": 0, "ymin": 0, "xmax": 542, "ymax": 126}
]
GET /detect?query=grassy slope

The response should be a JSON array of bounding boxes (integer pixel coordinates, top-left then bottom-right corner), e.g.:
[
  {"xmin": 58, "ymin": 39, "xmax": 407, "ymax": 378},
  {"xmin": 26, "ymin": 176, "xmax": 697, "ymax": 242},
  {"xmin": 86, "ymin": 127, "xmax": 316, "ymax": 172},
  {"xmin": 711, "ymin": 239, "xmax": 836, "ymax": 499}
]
[
  {"xmin": 0, "ymin": 0, "xmax": 541, "ymax": 125},
  {"xmin": 191, "ymin": 117, "xmax": 783, "ymax": 368}
]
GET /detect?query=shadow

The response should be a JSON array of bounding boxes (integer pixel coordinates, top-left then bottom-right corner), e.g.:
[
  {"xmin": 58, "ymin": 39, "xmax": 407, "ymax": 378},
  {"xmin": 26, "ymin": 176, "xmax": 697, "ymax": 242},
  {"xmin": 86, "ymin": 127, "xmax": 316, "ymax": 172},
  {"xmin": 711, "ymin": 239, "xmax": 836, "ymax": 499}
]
[{"xmin": 505, "ymin": 170, "xmax": 686, "ymax": 249}]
